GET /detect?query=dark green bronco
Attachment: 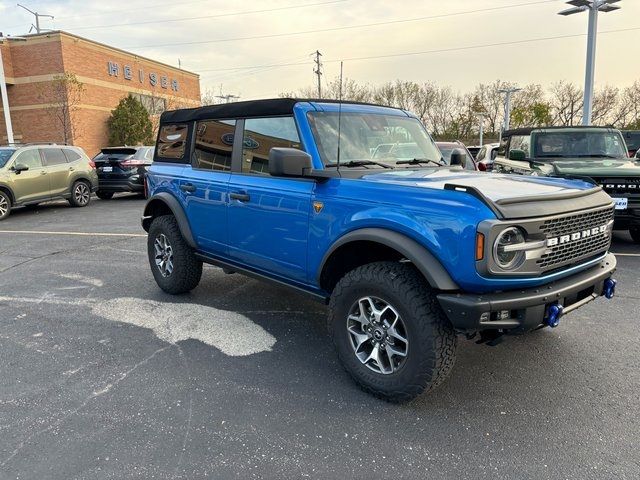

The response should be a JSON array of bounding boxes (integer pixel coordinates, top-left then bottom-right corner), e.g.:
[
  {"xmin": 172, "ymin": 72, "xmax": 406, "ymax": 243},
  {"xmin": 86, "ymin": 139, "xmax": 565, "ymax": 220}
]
[{"xmin": 494, "ymin": 126, "xmax": 640, "ymax": 243}]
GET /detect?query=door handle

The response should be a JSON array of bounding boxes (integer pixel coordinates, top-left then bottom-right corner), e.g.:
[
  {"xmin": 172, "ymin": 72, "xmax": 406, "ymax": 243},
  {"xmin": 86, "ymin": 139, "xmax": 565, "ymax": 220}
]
[
  {"xmin": 69, "ymin": 167, "xmax": 75, "ymax": 171},
  {"xmin": 40, "ymin": 170, "xmax": 47, "ymax": 175},
  {"xmin": 229, "ymin": 192, "xmax": 250, "ymax": 202},
  {"xmin": 180, "ymin": 183, "xmax": 196, "ymax": 193}
]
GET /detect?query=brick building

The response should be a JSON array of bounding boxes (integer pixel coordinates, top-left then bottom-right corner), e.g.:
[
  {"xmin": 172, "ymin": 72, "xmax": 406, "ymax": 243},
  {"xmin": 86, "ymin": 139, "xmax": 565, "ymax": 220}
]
[{"xmin": 0, "ymin": 31, "xmax": 200, "ymax": 156}]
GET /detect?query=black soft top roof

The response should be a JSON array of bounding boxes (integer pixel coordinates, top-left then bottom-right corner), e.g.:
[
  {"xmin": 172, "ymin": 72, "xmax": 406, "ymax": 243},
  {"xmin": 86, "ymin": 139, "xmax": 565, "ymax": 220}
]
[
  {"xmin": 159, "ymin": 97, "xmax": 397, "ymax": 123},
  {"xmin": 503, "ymin": 125, "xmax": 618, "ymax": 137}
]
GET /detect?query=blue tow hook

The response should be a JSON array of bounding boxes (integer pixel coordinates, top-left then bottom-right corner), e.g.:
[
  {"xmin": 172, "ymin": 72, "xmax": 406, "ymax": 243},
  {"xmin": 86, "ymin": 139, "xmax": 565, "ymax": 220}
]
[
  {"xmin": 603, "ymin": 278, "xmax": 617, "ymax": 299},
  {"xmin": 546, "ymin": 304, "xmax": 564, "ymax": 328}
]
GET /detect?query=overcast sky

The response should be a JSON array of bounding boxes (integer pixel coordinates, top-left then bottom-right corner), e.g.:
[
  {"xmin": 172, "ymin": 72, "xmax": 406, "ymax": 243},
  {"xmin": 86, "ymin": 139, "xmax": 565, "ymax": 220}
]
[{"xmin": 1, "ymin": 0, "xmax": 638, "ymax": 100}]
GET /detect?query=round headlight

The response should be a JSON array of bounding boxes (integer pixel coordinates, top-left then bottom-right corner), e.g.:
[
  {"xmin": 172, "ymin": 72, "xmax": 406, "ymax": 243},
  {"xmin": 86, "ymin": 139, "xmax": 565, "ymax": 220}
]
[{"xmin": 493, "ymin": 227, "xmax": 526, "ymax": 270}]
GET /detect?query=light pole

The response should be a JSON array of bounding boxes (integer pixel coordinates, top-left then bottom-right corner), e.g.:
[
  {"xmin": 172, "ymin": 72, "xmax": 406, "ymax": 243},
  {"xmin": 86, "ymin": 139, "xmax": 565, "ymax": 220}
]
[
  {"xmin": 473, "ymin": 112, "xmax": 485, "ymax": 146},
  {"xmin": 0, "ymin": 34, "xmax": 26, "ymax": 144},
  {"xmin": 498, "ymin": 87, "xmax": 522, "ymax": 140},
  {"xmin": 559, "ymin": 0, "xmax": 621, "ymax": 125}
]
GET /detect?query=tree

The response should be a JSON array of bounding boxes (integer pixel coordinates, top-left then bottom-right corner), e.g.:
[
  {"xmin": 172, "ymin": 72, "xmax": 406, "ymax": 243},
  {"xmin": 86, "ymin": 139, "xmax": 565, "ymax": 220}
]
[
  {"xmin": 36, "ymin": 73, "xmax": 85, "ymax": 144},
  {"xmin": 107, "ymin": 94, "xmax": 154, "ymax": 146},
  {"xmin": 549, "ymin": 81, "xmax": 583, "ymax": 126}
]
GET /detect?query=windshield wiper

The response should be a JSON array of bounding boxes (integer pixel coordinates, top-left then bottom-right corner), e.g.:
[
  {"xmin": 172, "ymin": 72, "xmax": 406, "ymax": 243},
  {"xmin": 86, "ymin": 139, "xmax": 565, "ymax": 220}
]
[
  {"xmin": 395, "ymin": 158, "xmax": 445, "ymax": 167},
  {"xmin": 329, "ymin": 160, "xmax": 393, "ymax": 169}
]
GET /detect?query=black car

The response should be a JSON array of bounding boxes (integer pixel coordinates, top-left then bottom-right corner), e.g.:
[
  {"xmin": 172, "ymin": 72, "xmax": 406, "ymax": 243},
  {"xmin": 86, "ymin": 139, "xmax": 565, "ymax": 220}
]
[
  {"xmin": 621, "ymin": 130, "xmax": 640, "ymax": 157},
  {"xmin": 93, "ymin": 146, "xmax": 154, "ymax": 199}
]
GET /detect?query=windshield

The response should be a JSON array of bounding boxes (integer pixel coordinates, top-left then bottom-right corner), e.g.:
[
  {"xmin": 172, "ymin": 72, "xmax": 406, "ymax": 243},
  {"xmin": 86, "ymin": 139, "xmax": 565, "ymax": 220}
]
[
  {"xmin": 307, "ymin": 112, "xmax": 442, "ymax": 166},
  {"xmin": 0, "ymin": 149, "xmax": 16, "ymax": 168},
  {"xmin": 532, "ymin": 131, "xmax": 627, "ymax": 159}
]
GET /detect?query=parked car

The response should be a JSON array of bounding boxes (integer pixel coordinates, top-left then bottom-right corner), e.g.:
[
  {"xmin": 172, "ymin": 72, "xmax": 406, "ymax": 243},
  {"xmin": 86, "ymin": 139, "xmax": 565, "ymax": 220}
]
[
  {"xmin": 0, "ymin": 144, "xmax": 97, "ymax": 220},
  {"xmin": 142, "ymin": 99, "xmax": 617, "ymax": 402},
  {"xmin": 435, "ymin": 141, "xmax": 477, "ymax": 170},
  {"xmin": 93, "ymin": 146, "xmax": 154, "ymax": 199},
  {"xmin": 621, "ymin": 130, "xmax": 640, "ymax": 157},
  {"xmin": 475, "ymin": 143, "xmax": 500, "ymax": 171},
  {"xmin": 493, "ymin": 126, "xmax": 640, "ymax": 242}
]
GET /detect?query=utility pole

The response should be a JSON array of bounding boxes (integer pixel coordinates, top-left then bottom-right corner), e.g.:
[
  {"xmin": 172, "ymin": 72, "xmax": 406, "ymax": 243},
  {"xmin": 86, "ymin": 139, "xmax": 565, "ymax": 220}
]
[
  {"xmin": 312, "ymin": 50, "xmax": 323, "ymax": 98},
  {"xmin": 215, "ymin": 94, "xmax": 240, "ymax": 104},
  {"xmin": 558, "ymin": 1, "xmax": 621, "ymax": 126},
  {"xmin": 498, "ymin": 87, "xmax": 522, "ymax": 136},
  {"xmin": 0, "ymin": 34, "xmax": 26, "ymax": 144},
  {"xmin": 474, "ymin": 112, "xmax": 485, "ymax": 146},
  {"xmin": 17, "ymin": 4, "xmax": 54, "ymax": 34}
]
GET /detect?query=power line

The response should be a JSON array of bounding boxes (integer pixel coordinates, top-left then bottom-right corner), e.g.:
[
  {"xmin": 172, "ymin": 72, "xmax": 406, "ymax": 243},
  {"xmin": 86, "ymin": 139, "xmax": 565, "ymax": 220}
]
[
  {"xmin": 125, "ymin": 0, "xmax": 562, "ymax": 50},
  {"xmin": 62, "ymin": 0, "xmax": 348, "ymax": 31},
  {"xmin": 189, "ymin": 26, "xmax": 640, "ymax": 76}
]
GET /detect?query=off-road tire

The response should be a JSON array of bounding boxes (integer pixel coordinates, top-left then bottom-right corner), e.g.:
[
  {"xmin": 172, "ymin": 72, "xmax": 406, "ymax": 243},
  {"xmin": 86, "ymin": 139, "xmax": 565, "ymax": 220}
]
[
  {"xmin": 629, "ymin": 227, "xmax": 640, "ymax": 244},
  {"xmin": 68, "ymin": 180, "xmax": 91, "ymax": 207},
  {"xmin": 0, "ymin": 191, "xmax": 11, "ymax": 221},
  {"xmin": 96, "ymin": 191, "xmax": 114, "ymax": 200},
  {"xmin": 148, "ymin": 215, "xmax": 203, "ymax": 294},
  {"xmin": 328, "ymin": 261, "xmax": 457, "ymax": 403}
]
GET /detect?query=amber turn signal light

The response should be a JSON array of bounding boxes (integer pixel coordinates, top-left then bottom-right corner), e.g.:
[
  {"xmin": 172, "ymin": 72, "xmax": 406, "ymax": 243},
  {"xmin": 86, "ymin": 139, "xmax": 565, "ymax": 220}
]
[{"xmin": 476, "ymin": 233, "xmax": 485, "ymax": 261}]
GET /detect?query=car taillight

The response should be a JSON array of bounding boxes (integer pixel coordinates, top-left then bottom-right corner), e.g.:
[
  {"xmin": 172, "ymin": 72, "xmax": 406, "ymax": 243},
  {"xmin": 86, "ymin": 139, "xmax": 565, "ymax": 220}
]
[
  {"xmin": 88, "ymin": 160, "xmax": 96, "ymax": 169},
  {"xmin": 121, "ymin": 159, "xmax": 147, "ymax": 167},
  {"xmin": 478, "ymin": 162, "xmax": 486, "ymax": 172}
]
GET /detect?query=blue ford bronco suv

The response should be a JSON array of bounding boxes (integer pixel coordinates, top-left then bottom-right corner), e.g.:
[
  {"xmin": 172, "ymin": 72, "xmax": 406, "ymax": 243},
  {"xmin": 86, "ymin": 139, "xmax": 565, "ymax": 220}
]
[{"xmin": 142, "ymin": 99, "xmax": 617, "ymax": 402}]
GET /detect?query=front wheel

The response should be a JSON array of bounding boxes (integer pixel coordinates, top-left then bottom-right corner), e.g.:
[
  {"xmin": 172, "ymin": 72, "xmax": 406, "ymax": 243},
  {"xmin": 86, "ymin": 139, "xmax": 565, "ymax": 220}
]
[
  {"xmin": 629, "ymin": 227, "xmax": 640, "ymax": 244},
  {"xmin": 147, "ymin": 215, "xmax": 203, "ymax": 294},
  {"xmin": 68, "ymin": 181, "xmax": 91, "ymax": 207},
  {"xmin": 0, "ymin": 191, "xmax": 11, "ymax": 221},
  {"xmin": 328, "ymin": 261, "xmax": 457, "ymax": 403}
]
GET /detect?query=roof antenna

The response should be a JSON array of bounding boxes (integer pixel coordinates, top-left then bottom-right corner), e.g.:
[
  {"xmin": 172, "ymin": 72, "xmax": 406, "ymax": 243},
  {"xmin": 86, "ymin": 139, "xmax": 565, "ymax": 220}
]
[{"xmin": 336, "ymin": 61, "xmax": 343, "ymax": 172}]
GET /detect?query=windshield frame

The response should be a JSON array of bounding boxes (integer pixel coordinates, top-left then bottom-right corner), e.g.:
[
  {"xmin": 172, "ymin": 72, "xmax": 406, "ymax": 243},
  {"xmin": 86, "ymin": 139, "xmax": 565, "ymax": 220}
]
[
  {"xmin": 0, "ymin": 149, "xmax": 17, "ymax": 169},
  {"xmin": 306, "ymin": 111, "xmax": 443, "ymax": 168}
]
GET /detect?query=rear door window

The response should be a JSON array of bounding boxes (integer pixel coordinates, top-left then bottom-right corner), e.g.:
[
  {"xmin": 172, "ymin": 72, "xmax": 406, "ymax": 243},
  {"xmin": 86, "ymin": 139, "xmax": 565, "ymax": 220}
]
[
  {"xmin": 193, "ymin": 119, "xmax": 236, "ymax": 171},
  {"xmin": 41, "ymin": 148, "xmax": 68, "ymax": 166}
]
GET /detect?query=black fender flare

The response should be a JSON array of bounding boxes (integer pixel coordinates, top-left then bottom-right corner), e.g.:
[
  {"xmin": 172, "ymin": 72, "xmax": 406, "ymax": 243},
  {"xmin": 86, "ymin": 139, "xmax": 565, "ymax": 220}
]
[
  {"xmin": 318, "ymin": 228, "xmax": 459, "ymax": 291},
  {"xmin": 141, "ymin": 192, "xmax": 197, "ymax": 249}
]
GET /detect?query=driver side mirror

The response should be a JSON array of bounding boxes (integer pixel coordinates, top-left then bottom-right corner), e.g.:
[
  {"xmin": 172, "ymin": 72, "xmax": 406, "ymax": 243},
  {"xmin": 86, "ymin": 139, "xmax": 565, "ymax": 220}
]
[
  {"xmin": 449, "ymin": 149, "xmax": 467, "ymax": 169},
  {"xmin": 635, "ymin": 150, "xmax": 640, "ymax": 159},
  {"xmin": 509, "ymin": 149, "xmax": 526, "ymax": 161},
  {"xmin": 269, "ymin": 148, "xmax": 313, "ymax": 177},
  {"xmin": 12, "ymin": 163, "xmax": 29, "ymax": 174}
]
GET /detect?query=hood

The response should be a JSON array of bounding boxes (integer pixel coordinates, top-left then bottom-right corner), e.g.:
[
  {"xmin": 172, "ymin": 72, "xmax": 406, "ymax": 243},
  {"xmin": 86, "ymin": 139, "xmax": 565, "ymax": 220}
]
[
  {"xmin": 546, "ymin": 158, "xmax": 640, "ymax": 178},
  {"xmin": 361, "ymin": 168, "xmax": 595, "ymax": 202},
  {"xmin": 360, "ymin": 168, "xmax": 611, "ymax": 219}
]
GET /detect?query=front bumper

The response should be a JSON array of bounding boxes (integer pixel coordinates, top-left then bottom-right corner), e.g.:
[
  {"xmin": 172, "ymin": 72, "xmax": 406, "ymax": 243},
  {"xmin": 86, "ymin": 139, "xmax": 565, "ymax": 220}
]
[{"xmin": 437, "ymin": 253, "xmax": 617, "ymax": 333}]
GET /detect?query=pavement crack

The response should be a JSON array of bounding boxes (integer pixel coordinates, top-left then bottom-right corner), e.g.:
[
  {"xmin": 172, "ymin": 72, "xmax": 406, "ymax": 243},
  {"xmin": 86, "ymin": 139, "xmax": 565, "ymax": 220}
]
[{"xmin": 0, "ymin": 345, "xmax": 172, "ymax": 468}]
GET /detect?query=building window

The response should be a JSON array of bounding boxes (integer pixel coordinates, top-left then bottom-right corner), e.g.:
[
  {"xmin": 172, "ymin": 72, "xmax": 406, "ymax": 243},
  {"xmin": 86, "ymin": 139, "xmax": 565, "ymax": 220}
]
[
  {"xmin": 241, "ymin": 117, "xmax": 301, "ymax": 175},
  {"xmin": 131, "ymin": 93, "xmax": 166, "ymax": 115},
  {"xmin": 194, "ymin": 120, "xmax": 236, "ymax": 171}
]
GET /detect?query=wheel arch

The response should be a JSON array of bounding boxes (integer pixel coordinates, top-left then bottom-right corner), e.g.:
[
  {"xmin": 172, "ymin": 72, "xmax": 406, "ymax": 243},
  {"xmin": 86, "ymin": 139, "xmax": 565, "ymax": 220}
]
[
  {"xmin": 318, "ymin": 228, "xmax": 459, "ymax": 294},
  {"xmin": 0, "ymin": 184, "xmax": 15, "ymax": 204},
  {"xmin": 142, "ymin": 192, "xmax": 196, "ymax": 249}
]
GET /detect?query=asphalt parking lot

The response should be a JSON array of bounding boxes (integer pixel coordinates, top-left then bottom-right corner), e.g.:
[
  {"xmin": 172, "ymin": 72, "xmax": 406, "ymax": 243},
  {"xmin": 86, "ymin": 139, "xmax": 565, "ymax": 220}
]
[{"xmin": 0, "ymin": 196, "xmax": 638, "ymax": 480}]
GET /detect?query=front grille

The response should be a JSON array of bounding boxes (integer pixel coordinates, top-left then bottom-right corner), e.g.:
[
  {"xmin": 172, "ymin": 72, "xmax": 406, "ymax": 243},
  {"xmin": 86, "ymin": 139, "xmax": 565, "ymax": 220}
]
[
  {"xmin": 595, "ymin": 177, "xmax": 640, "ymax": 196},
  {"xmin": 537, "ymin": 207, "xmax": 614, "ymax": 269}
]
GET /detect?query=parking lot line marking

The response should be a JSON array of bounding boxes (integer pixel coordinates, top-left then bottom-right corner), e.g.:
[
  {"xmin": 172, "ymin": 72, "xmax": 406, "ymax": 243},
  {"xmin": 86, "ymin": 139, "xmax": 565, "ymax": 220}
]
[{"xmin": 0, "ymin": 230, "xmax": 146, "ymax": 237}]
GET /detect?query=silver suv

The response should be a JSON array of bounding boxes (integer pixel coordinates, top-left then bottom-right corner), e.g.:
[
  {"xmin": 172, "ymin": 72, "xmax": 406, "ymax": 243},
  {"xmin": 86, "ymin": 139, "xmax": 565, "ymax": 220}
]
[{"xmin": 0, "ymin": 144, "xmax": 98, "ymax": 221}]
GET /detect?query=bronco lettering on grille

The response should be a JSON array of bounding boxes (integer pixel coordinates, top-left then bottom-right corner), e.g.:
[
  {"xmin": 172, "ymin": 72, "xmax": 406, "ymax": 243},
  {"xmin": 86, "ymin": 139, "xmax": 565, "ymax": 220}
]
[{"xmin": 546, "ymin": 225, "xmax": 609, "ymax": 247}]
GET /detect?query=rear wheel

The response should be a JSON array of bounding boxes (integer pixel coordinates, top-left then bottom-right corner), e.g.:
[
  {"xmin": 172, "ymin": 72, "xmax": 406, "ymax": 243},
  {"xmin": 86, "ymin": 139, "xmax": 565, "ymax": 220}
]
[
  {"xmin": 147, "ymin": 215, "xmax": 203, "ymax": 294},
  {"xmin": 328, "ymin": 261, "xmax": 457, "ymax": 403},
  {"xmin": 629, "ymin": 227, "xmax": 640, "ymax": 244},
  {"xmin": 96, "ymin": 191, "xmax": 114, "ymax": 200},
  {"xmin": 0, "ymin": 191, "xmax": 11, "ymax": 221},
  {"xmin": 68, "ymin": 181, "xmax": 91, "ymax": 207}
]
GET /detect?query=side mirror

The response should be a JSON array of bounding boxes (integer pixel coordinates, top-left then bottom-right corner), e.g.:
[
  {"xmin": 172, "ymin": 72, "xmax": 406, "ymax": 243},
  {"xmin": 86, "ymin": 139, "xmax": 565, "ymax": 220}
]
[
  {"xmin": 449, "ymin": 149, "xmax": 467, "ymax": 169},
  {"xmin": 269, "ymin": 148, "xmax": 313, "ymax": 177},
  {"xmin": 509, "ymin": 149, "xmax": 526, "ymax": 161},
  {"xmin": 13, "ymin": 163, "xmax": 29, "ymax": 174},
  {"xmin": 635, "ymin": 150, "xmax": 640, "ymax": 159}
]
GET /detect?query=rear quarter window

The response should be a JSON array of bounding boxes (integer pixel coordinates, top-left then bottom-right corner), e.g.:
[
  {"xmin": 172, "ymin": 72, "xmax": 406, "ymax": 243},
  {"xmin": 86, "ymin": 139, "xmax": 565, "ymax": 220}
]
[
  {"xmin": 63, "ymin": 149, "xmax": 82, "ymax": 162},
  {"xmin": 156, "ymin": 124, "xmax": 190, "ymax": 162}
]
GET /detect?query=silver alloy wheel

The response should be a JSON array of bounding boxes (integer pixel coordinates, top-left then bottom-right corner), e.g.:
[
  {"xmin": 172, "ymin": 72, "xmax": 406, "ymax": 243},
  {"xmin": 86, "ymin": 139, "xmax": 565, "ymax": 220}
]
[
  {"xmin": 347, "ymin": 296, "xmax": 409, "ymax": 375},
  {"xmin": 74, "ymin": 183, "xmax": 90, "ymax": 205},
  {"xmin": 0, "ymin": 194, "xmax": 8, "ymax": 217},
  {"xmin": 154, "ymin": 234, "xmax": 174, "ymax": 277}
]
